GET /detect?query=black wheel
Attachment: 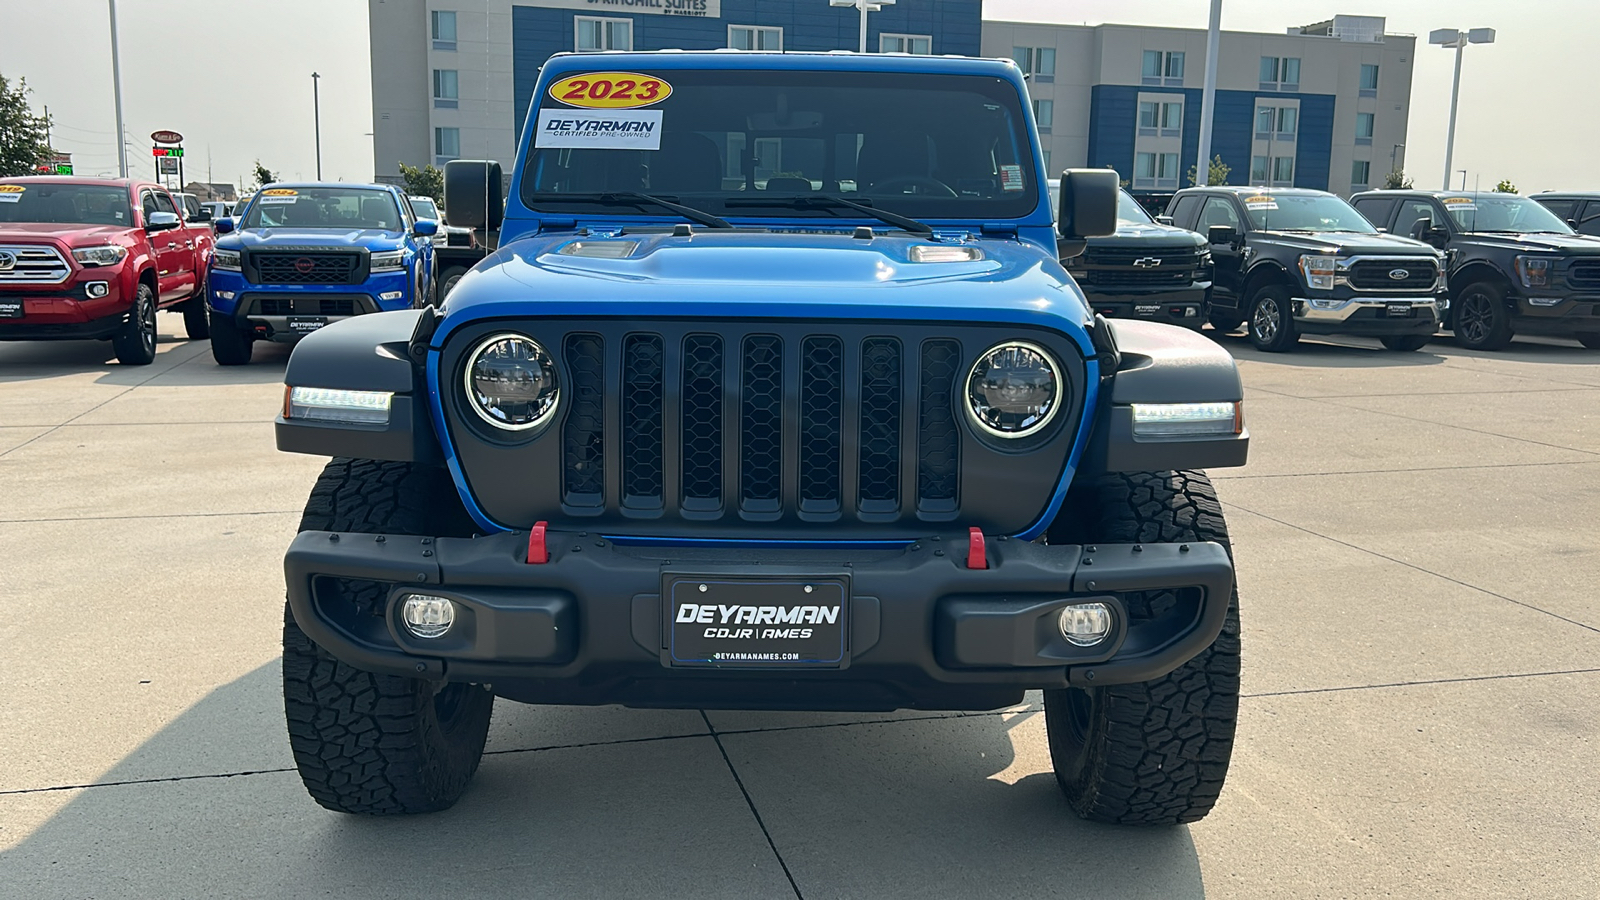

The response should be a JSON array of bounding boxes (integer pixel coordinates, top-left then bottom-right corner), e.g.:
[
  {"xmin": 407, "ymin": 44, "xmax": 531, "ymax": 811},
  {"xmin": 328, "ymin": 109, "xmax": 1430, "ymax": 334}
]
[
  {"xmin": 1453, "ymin": 282, "xmax": 1514, "ymax": 350},
  {"xmin": 112, "ymin": 281, "xmax": 158, "ymax": 366},
  {"xmin": 284, "ymin": 459, "xmax": 491, "ymax": 816},
  {"xmin": 1576, "ymin": 334, "xmax": 1600, "ymax": 349},
  {"xmin": 208, "ymin": 311, "xmax": 253, "ymax": 365},
  {"xmin": 439, "ymin": 266, "xmax": 469, "ymax": 300},
  {"xmin": 1043, "ymin": 471, "xmax": 1241, "ymax": 826},
  {"xmin": 182, "ymin": 273, "xmax": 209, "ymax": 340},
  {"xmin": 1204, "ymin": 302, "xmax": 1245, "ymax": 334},
  {"xmin": 1379, "ymin": 334, "xmax": 1430, "ymax": 352},
  {"xmin": 1247, "ymin": 285, "xmax": 1298, "ymax": 352}
]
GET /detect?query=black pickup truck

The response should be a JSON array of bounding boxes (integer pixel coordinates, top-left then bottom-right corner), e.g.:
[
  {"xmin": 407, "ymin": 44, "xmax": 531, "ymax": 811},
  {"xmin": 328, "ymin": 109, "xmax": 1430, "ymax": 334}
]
[
  {"xmin": 1166, "ymin": 187, "xmax": 1446, "ymax": 352},
  {"xmin": 1050, "ymin": 182, "xmax": 1210, "ymax": 328},
  {"xmin": 1351, "ymin": 191, "xmax": 1600, "ymax": 350}
]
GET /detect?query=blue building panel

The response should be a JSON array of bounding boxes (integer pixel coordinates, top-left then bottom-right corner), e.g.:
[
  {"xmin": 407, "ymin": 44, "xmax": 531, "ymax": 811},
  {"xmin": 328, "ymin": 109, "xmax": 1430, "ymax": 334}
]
[{"xmin": 511, "ymin": 1, "xmax": 981, "ymax": 138}]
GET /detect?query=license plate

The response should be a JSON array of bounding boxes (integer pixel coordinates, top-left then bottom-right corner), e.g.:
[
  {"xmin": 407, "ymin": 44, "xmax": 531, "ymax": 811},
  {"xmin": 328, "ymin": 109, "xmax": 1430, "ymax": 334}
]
[
  {"xmin": 1386, "ymin": 303, "xmax": 1413, "ymax": 318},
  {"xmin": 287, "ymin": 315, "xmax": 327, "ymax": 333},
  {"xmin": 0, "ymin": 300, "xmax": 22, "ymax": 319},
  {"xmin": 665, "ymin": 575, "xmax": 849, "ymax": 668},
  {"xmin": 1135, "ymin": 304, "xmax": 1161, "ymax": 315}
]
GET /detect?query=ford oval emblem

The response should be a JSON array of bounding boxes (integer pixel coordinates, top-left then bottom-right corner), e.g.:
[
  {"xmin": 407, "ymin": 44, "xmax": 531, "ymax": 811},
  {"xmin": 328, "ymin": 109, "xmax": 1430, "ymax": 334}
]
[{"xmin": 1388, "ymin": 268, "xmax": 1410, "ymax": 280}]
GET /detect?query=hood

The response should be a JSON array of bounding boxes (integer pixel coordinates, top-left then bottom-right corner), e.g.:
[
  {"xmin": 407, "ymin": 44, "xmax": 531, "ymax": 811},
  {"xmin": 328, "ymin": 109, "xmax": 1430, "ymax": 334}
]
[
  {"xmin": 1086, "ymin": 221, "xmax": 1207, "ymax": 249},
  {"xmin": 1453, "ymin": 232, "xmax": 1600, "ymax": 255},
  {"xmin": 221, "ymin": 227, "xmax": 403, "ymax": 250},
  {"xmin": 445, "ymin": 229, "xmax": 1092, "ymax": 338},
  {"xmin": 1256, "ymin": 230, "xmax": 1439, "ymax": 255},
  {"xmin": 0, "ymin": 222, "xmax": 135, "ymax": 245}
]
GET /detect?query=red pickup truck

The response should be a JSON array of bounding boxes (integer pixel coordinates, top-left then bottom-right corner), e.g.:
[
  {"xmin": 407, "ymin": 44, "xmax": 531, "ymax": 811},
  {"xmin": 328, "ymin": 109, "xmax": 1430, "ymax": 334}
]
[{"xmin": 0, "ymin": 177, "xmax": 214, "ymax": 365}]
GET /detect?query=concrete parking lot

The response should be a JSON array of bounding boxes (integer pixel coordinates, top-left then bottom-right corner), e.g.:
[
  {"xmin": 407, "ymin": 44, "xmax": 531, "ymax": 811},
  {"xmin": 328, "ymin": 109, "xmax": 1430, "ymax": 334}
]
[{"xmin": 1, "ymin": 317, "xmax": 1596, "ymax": 899}]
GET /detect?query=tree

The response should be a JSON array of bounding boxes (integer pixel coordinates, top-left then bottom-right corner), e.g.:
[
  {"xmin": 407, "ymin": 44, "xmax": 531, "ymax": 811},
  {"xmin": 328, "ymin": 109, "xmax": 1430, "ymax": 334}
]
[
  {"xmin": 0, "ymin": 73, "xmax": 52, "ymax": 178},
  {"xmin": 1187, "ymin": 155, "xmax": 1231, "ymax": 187},
  {"xmin": 398, "ymin": 162, "xmax": 444, "ymax": 200},
  {"xmin": 251, "ymin": 160, "xmax": 279, "ymax": 188},
  {"xmin": 1382, "ymin": 169, "xmax": 1414, "ymax": 190},
  {"xmin": 1494, "ymin": 179, "xmax": 1517, "ymax": 194}
]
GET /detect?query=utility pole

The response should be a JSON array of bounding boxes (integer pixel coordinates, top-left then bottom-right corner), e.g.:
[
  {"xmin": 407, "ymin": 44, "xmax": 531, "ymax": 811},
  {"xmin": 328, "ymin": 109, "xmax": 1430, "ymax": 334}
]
[
  {"xmin": 1194, "ymin": 0, "xmax": 1222, "ymax": 183},
  {"xmin": 108, "ymin": 0, "xmax": 128, "ymax": 177},
  {"xmin": 312, "ymin": 72, "xmax": 323, "ymax": 180},
  {"xmin": 1430, "ymin": 28, "xmax": 1495, "ymax": 190}
]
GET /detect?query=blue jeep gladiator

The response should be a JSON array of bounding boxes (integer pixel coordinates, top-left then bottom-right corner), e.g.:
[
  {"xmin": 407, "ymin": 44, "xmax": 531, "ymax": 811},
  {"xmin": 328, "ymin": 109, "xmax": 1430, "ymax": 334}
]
[
  {"xmin": 206, "ymin": 182, "xmax": 437, "ymax": 364},
  {"xmin": 273, "ymin": 52, "xmax": 1250, "ymax": 825}
]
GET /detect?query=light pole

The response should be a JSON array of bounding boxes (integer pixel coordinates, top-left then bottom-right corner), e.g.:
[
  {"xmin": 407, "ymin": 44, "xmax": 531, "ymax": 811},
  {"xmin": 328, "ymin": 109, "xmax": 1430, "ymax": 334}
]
[
  {"xmin": 830, "ymin": 0, "xmax": 895, "ymax": 54},
  {"xmin": 108, "ymin": 0, "xmax": 127, "ymax": 177},
  {"xmin": 312, "ymin": 72, "xmax": 323, "ymax": 180},
  {"xmin": 1194, "ymin": 0, "xmax": 1222, "ymax": 183},
  {"xmin": 1428, "ymin": 27, "xmax": 1495, "ymax": 191}
]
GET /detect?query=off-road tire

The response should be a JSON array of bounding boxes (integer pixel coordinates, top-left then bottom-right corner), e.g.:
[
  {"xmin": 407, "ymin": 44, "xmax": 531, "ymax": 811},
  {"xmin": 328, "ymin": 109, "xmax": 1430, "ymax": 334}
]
[
  {"xmin": 439, "ymin": 266, "xmax": 470, "ymax": 301},
  {"xmin": 283, "ymin": 459, "xmax": 491, "ymax": 815},
  {"xmin": 1247, "ymin": 285, "xmax": 1298, "ymax": 352},
  {"xmin": 1453, "ymin": 281, "xmax": 1514, "ymax": 351},
  {"xmin": 208, "ymin": 311, "xmax": 252, "ymax": 365},
  {"xmin": 182, "ymin": 274, "xmax": 209, "ymax": 340},
  {"xmin": 1576, "ymin": 334, "xmax": 1600, "ymax": 350},
  {"xmin": 1043, "ymin": 471, "xmax": 1242, "ymax": 826},
  {"xmin": 1379, "ymin": 334, "xmax": 1430, "ymax": 352},
  {"xmin": 112, "ymin": 282, "xmax": 158, "ymax": 366}
]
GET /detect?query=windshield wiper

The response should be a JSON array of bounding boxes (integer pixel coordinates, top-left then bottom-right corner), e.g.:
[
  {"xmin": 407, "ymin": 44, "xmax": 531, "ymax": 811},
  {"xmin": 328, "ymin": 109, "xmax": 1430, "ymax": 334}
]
[
  {"xmin": 527, "ymin": 191, "xmax": 731, "ymax": 229},
  {"xmin": 724, "ymin": 194, "xmax": 933, "ymax": 235}
]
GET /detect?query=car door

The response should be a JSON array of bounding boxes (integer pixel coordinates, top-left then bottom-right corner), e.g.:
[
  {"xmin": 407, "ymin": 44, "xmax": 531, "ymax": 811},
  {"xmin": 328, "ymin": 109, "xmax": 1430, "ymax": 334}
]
[
  {"xmin": 1197, "ymin": 195, "xmax": 1247, "ymax": 309},
  {"xmin": 151, "ymin": 190, "xmax": 196, "ymax": 301},
  {"xmin": 399, "ymin": 192, "xmax": 433, "ymax": 301},
  {"xmin": 1352, "ymin": 196, "xmax": 1399, "ymax": 232},
  {"xmin": 1575, "ymin": 201, "xmax": 1600, "ymax": 237}
]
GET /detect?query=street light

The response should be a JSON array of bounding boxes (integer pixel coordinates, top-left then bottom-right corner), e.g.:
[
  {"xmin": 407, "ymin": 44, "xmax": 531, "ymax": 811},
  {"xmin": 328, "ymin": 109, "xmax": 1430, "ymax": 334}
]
[
  {"xmin": 830, "ymin": 0, "xmax": 895, "ymax": 54},
  {"xmin": 1429, "ymin": 27, "xmax": 1495, "ymax": 191},
  {"xmin": 311, "ymin": 72, "xmax": 323, "ymax": 181}
]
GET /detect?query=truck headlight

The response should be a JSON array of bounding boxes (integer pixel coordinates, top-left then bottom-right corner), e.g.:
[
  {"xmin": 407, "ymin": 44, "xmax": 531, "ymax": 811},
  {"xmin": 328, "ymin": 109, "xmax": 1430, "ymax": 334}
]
[
  {"xmin": 212, "ymin": 249, "xmax": 241, "ymax": 271},
  {"xmin": 965, "ymin": 341, "xmax": 1060, "ymax": 438},
  {"xmin": 1514, "ymin": 255, "xmax": 1552, "ymax": 288},
  {"xmin": 1131, "ymin": 402, "xmax": 1242, "ymax": 437},
  {"xmin": 1298, "ymin": 254, "xmax": 1337, "ymax": 290},
  {"xmin": 465, "ymin": 333, "xmax": 560, "ymax": 431},
  {"xmin": 71, "ymin": 244, "xmax": 127, "ymax": 267},
  {"xmin": 370, "ymin": 250, "xmax": 406, "ymax": 272}
]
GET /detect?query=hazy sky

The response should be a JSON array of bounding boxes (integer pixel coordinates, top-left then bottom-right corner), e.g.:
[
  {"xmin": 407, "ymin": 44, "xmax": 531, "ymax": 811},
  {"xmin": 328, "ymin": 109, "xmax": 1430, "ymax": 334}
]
[{"xmin": 4, "ymin": 0, "xmax": 1596, "ymax": 192}]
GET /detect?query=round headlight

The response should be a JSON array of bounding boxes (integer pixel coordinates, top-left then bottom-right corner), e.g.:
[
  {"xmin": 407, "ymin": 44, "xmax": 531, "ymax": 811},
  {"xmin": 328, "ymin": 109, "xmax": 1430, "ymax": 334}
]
[
  {"xmin": 464, "ymin": 333, "xmax": 559, "ymax": 430},
  {"xmin": 965, "ymin": 341, "xmax": 1061, "ymax": 438}
]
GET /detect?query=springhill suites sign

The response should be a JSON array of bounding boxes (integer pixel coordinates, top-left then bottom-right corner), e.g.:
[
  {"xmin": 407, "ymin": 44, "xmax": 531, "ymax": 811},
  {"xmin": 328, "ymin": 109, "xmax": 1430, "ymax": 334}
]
[{"xmin": 522, "ymin": 0, "xmax": 720, "ymax": 17}]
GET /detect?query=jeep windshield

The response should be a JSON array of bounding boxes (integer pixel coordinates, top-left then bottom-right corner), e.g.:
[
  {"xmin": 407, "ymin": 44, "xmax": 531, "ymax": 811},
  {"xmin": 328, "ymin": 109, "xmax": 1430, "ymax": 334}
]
[
  {"xmin": 241, "ymin": 188, "xmax": 403, "ymax": 230},
  {"xmin": 1441, "ymin": 194, "xmax": 1574, "ymax": 234},
  {"xmin": 521, "ymin": 68, "xmax": 1039, "ymax": 224},
  {"xmin": 0, "ymin": 182, "xmax": 133, "ymax": 226},
  {"xmin": 1247, "ymin": 193, "xmax": 1376, "ymax": 233}
]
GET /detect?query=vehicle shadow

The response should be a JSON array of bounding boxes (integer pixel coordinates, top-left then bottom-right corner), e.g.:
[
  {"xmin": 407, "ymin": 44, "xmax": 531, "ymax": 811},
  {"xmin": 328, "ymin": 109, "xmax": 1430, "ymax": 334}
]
[
  {"xmin": 0, "ymin": 317, "xmax": 291, "ymax": 388},
  {"xmin": 0, "ymin": 664, "xmax": 1207, "ymax": 899},
  {"xmin": 1206, "ymin": 329, "xmax": 1450, "ymax": 368}
]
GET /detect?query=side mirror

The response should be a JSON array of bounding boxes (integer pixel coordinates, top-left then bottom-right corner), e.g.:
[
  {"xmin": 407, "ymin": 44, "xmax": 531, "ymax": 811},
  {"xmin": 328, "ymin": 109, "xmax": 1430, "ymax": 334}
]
[
  {"xmin": 213, "ymin": 217, "xmax": 235, "ymax": 235},
  {"xmin": 413, "ymin": 218, "xmax": 439, "ymax": 237},
  {"xmin": 146, "ymin": 211, "xmax": 181, "ymax": 232},
  {"xmin": 1569, "ymin": 218, "xmax": 1580, "ymax": 229},
  {"xmin": 192, "ymin": 208, "xmax": 213, "ymax": 222},
  {"xmin": 1055, "ymin": 168, "xmax": 1118, "ymax": 258},
  {"xmin": 1155, "ymin": 214, "xmax": 1175, "ymax": 226},
  {"xmin": 1375, "ymin": 226, "xmax": 1388, "ymax": 233},
  {"xmin": 1425, "ymin": 226, "xmax": 1450, "ymax": 249},
  {"xmin": 1207, "ymin": 225, "xmax": 1238, "ymax": 246},
  {"xmin": 443, "ymin": 159, "xmax": 504, "ymax": 231}
]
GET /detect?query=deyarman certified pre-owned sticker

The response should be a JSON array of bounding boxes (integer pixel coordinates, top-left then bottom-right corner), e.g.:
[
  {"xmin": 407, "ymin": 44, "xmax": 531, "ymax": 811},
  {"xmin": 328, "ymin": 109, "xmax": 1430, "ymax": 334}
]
[
  {"xmin": 535, "ymin": 109, "xmax": 664, "ymax": 150},
  {"xmin": 1244, "ymin": 195, "xmax": 1279, "ymax": 210},
  {"xmin": 0, "ymin": 185, "xmax": 24, "ymax": 203},
  {"xmin": 259, "ymin": 188, "xmax": 299, "ymax": 204},
  {"xmin": 1443, "ymin": 197, "xmax": 1478, "ymax": 211},
  {"xmin": 548, "ymin": 73, "xmax": 672, "ymax": 109}
]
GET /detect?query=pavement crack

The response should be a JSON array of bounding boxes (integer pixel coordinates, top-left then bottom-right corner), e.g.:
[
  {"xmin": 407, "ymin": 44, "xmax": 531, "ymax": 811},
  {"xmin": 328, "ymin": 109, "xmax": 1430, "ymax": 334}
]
[
  {"xmin": 0, "ymin": 767, "xmax": 295, "ymax": 797},
  {"xmin": 1244, "ymin": 667, "xmax": 1600, "ymax": 699},
  {"xmin": 0, "ymin": 510, "xmax": 300, "ymax": 524},
  {"xmin": 1218, "ymin": 459, "xmax": 1598, "ymax": 480},
  {"xmin": 701, "ymin": 710, "xmax": 805, "ymax": 900}
]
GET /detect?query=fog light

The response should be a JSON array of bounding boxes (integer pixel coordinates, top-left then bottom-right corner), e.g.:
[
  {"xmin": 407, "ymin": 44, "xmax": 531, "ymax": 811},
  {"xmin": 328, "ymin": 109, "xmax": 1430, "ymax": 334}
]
[
  {"xmin": 1059, "ymin": 603, "xmax": 1113, "ymax": 647},
  {"xmin": 1528, "ymin": 297, "xmax": 1562, "ymax": 307},
  {"xmin": 400, "ymin": 594, "xmax": 455, "ymax": 639},
  {"xmin": 379, "ymin": 291, "xmax": 404, "ymax": 301},
  {"xmin": 216, "ymin": 290, "xmax": 236, "ymax": 300},
  {"xmin": 1183, "ymin": 306, "xmax": 1198, "ymax": 317},
  {"xmin": 85, "ymin": 281, "xmax": 110, "ymax": 298},
  {"xmin": 1307, "ymin": 297, "xmax": 1347, "ymax": 310}
]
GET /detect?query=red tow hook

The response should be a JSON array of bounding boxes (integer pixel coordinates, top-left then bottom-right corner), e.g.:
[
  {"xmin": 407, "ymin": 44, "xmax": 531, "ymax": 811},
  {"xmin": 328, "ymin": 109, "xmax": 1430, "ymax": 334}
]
[
  {"xmin": 527, "ymin": 520, "xmax": 549, "ymax": 564},
  {"xmin": 966, "ymin": 527, "xmax": 987, "ymax": 569}
]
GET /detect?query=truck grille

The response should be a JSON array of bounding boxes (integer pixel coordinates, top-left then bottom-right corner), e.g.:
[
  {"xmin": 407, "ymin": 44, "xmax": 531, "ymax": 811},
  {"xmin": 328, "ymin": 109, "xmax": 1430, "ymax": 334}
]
[
  {"xmin": 1346, "ymin": 258, "xmax": 1439, "ymax": 291},
  {"xmin": 251, "ymin": 251, "xmax": 361, "ymax": 285},
  {"xmin": 442, "ymin": 321, "xmax": 1086, "ymax": 539},
  {"xmin": 1080, "ymin": 247, "xmax": 1202, "ymax": 288},
  {"xmin": 0, "ymin": 245, "xmax": 70, "ymax": 285},
  {"xmin": 1568, "ymin": 261, "xmax": 1600, "ymax": 289}
]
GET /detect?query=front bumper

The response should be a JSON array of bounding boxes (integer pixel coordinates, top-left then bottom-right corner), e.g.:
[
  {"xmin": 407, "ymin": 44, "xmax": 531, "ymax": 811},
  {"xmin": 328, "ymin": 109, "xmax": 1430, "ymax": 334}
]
[
  {"xmin": 1293, "ymin": 295, "xmax": 1442, "ymax": 336},
  {"xmin": 0, "ymin": 278, "xmax": 130, "ymax": 341},
  {"xmin": 1083, "ymin": 283, "xmax": 1209, "ymax": 328},
  {"xmin": 285, "ymin": 529, "xmax": 1234, "ymax": 711},
  {"xmin": 209, "ymin": 268, "xmax": 414, "ymax": 343},
  {"xmin": 1509, "ymin": 294, "xmax": 1600, "ymax": 336}
]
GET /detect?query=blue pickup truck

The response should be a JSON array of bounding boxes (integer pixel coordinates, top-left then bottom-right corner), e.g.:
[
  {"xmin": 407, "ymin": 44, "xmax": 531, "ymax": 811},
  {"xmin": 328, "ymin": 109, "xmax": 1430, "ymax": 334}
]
[
  {"xmin": 270, "ymin": 52, "xmax": 1251, "ymax": 826},
  {"xmin": 206, "ymin": 183, "xmax": 437, "ymax": 364}
]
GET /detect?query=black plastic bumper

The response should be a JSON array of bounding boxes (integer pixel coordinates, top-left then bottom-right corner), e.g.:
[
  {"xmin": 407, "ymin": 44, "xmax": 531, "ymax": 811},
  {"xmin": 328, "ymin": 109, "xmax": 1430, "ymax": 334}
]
[
  {"xmin": 0, "ymin": 313, "xmax": 127, "ymax": 341},
  {"xmin": 284, "ymin": 528, "xmax": 1234, "ymax": 711},
  {"xmin": 1509, "ymin": 296, "xmax": 1600, "ymax": 337}
]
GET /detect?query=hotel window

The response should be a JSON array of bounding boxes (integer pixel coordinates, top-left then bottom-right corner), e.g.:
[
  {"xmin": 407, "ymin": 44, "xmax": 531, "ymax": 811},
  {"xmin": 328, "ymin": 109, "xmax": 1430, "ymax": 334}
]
[
  {"xmin": 435, "ymin": 127, "xmax": 460, "ymax": 165},
  {"xmin": 1033, "ymin": 99, "xmax": 1053, "ymax": 131},
  {"xmin": 1352, "ymin": 159, "xmax": 1371, "ymax": 188},
  {"xmin": 1256, "ymin": 106, "xmax": 1296, "ymax": 139},
  {"xmin": 1042, "ymin": 150, "xmax": 1052, "ymax": 173},
  {"xmin": 1272, "ymin": 156, "xmax": 1295, "ymax": 185},
  {"xmin": 1161, "ymin": 101, "xmax": 1182, "ymax": 135},
  {"xmin": 432, "ymin": 69, "xmax": 458, "ymax": 109},
  {"xmin": 1134, "ymin": 152, "xmax": 1180, "ymax": 188},
  {"xmin": 431, "ymin": 10, "xmax": 456, "ymax": 50},
  {"xmin": 729, "ymin": 25, "xmax": 782, "ymax": 50},
  {"xmin": 576, "ymin": 17, "xmax": 632, "ymax": 52},
  {"xmin": 880, "ymin": 33, "xmax": 931, "ymax": 54},
  {"xmin": 1356, "ymin": 112, "xmax": 1375, "ymax": 145},
  {"xmin": 1360, "ymin": 64, "xmax": 1379, "ymax": 97},
  {"xmin": 1013, "ymin": 46, "xmax": 1056, "ymax": 81},
  {"xmin": 1142, "ymin": 50, "xmax": 1184, "ymax": 86},
  {"xmin": 1260, "ymin": 56, "xmax": 1301, "ymax": 90},
  {"xmin": 1251, "ymin": 155, "xmax": 1269, "ymax": 184}
]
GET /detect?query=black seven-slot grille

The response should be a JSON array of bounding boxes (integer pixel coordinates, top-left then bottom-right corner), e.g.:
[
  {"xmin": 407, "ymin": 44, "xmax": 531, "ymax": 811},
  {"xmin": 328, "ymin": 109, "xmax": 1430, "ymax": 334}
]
[{"xmin": 443, "ymin": 321, "xmax": 1086, "ymax": 540}]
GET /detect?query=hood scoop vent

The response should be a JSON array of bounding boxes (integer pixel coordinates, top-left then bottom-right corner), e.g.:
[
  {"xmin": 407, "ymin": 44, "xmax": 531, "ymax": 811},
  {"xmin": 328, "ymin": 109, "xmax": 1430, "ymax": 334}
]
[{"xmin": 558, "ymin": 240, "xmax": 639, "ymax": 259}]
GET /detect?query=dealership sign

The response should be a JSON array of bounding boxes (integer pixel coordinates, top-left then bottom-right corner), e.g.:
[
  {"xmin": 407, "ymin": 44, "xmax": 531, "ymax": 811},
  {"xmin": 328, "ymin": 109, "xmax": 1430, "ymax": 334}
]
[
  {"xmin": 523, "ymin": 0, "xmax": 719, "ymax": 17},
  {"xmin": 151, "ymin": 130, "xmax": 184, "ymax": 144}
]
